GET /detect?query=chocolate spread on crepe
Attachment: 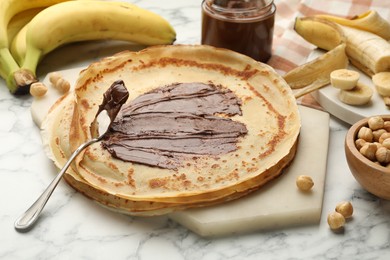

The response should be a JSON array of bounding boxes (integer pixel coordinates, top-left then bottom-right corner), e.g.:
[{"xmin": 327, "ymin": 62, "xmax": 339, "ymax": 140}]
[{"xmin": 102, "ymin": 82, "xmax": 248, "ymax": 169}]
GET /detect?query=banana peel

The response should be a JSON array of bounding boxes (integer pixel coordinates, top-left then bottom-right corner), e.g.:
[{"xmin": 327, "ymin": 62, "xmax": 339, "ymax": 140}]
[
  {"xmin": 284, "ymin": 43, "xmax": 348, "ymax": 92},
  {"xmin": 317, "ymin": 10, "xmax": 390, "ymax": 40},
  {"xmin": 294, "ymin": 16, "xmax": 346, "ymax": 51}
]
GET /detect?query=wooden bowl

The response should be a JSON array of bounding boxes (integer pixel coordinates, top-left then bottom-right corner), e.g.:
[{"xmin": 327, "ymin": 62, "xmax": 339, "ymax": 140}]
[{"xmin": 345, "ymin": 115, "xmax": 390, "ymax": 200}]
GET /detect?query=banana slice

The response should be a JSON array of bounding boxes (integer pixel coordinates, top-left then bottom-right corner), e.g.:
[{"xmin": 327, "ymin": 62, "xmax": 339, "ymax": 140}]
[
  {"xmin": 330, "ymin": 69, "xmax": 360, "ymax": 90},
  {"xmin": 338, "ymin": 82, "xmax": 373, "ymax": 105},
  {"xmin": 372, "ymin": 72, "xmax": 390, "ymax": 96}
]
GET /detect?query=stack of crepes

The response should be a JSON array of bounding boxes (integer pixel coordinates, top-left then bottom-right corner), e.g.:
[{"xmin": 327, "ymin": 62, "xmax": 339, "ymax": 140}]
[{"xmin": 41, "ymin": 45, "xmax": 301, "ymax": 216}]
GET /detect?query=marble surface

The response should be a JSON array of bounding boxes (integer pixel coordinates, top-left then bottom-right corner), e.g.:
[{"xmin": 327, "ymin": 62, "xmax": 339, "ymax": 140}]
[{"xmin": 1, "ymin": 0, "xmax": 390, "ymax": 259}]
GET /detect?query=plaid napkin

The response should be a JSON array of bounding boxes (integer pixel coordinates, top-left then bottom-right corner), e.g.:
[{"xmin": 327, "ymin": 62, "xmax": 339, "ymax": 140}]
[{"xmin": 269, "ymin": 0, "xmax": 390, "ymax": 107}]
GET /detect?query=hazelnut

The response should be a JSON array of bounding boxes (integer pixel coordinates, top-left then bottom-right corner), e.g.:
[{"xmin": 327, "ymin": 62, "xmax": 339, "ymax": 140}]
[
  {"xmin": 49, "ymin": 72, "xmax": 62, "ymax": 85},
  {"xmin": 379, "ymin": 132, "xmax": 390, "ymax": 143},
  {"xmin": 55, "ymin": 78, "xmax": 71, "ymax": 93},
  {"xmin": 359, "ymin": 143, "xmax": 377, "ymax": 161},
  {"xmin": 376, "ymin": 146, "xmax": 390, "ymax": 164},
  {"xmin": 49, "ymin": 72, "xmax": 70, "ymax": 93},
  {"xmin": 373, "ymin": 129, "xmax": 387, "ymax": 142},
  {"xmin": 296, "ymin": 175, "xmax": 314, "ymax": 192},
  {"xmin": 373, "ymin": 142, "xmax": 383, "ymax": 150},
  {"xmin": 368, "ymin": 116, "xmax": 384, "ymax": 130},
  {"xmin": 382, "ymin": 138, "xmax": 390, "ymax": 149},
  {"xmin": 327, "ymin": 212, "xmax": 345, "ymax": 230},
  {"xmin": 355, "ymin": 138, "xmax": 366, "ymax": 150},
  {"xmin": 30, "ymin": 82, "xmax": 48, "ymax": 97},
  {"xmin": 357, "ymin": 126, "xmax": 373, "ymax": 142},
  {"xmin": 383, "ymin": 121, "xmax": 390, "ymax": 132},
  {"xmin": 335, "ymin": 201, "xmax": 353, "ymax": 218}
]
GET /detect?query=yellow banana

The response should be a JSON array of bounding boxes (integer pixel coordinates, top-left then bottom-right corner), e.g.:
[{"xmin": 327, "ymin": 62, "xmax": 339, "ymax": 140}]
[
  {"xmin": 0, "ymin": 0, "xmax": 74, "ymax": 94},
  {"xmin": 294, "ymin": 16, "xmax": 345, "ymax": 51},
  {"xmin": 10, "ymin": 25, "xmax": 28, "ymax": 66},
  {"xmin": 7, "ymin": 8, "xmax": 44, "ymax": 46},
  {"xmin": 11, "ymin": 0, "xmax": 176, "ymax": 94},
  {"xmin": 317, "ymin": 10, "xmax": 390, "ymax": 40}
]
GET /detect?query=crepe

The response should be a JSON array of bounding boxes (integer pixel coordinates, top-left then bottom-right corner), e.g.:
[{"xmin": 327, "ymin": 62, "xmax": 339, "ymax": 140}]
[{"xmin": 41, "ymin": 45, "xmax": 301, "ymax": 215}]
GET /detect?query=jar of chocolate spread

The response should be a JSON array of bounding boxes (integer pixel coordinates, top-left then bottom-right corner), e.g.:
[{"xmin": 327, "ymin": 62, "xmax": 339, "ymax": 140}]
[{"xmin": 201, "ymin": 0, "xmax": 276, "ymax": 63}]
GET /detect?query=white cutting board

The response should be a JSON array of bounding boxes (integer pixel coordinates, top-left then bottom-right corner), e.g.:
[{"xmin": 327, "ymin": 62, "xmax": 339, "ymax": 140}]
[
  {"xmin": 309, "ymin": 49, "xmax": 389, "ymax": 125},
  {"xmin": 31, "ymin": 67, "xmax": 330, "ymax": 237}
]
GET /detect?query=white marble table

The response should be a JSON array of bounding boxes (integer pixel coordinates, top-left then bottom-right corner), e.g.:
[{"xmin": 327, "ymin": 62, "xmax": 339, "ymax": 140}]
[{"xmin": 1, "ymin": 0, "xmax": 390, "ymax": 259}]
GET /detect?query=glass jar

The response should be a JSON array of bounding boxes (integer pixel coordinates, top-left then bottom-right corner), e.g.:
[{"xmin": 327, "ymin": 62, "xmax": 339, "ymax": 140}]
[{"xmin": 201, "ymin": 0, "xmax": 276, "ymax": 63}]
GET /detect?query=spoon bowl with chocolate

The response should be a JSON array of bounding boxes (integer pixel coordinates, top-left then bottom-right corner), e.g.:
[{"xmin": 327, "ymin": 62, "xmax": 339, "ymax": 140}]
[
  {"xmin": 14, "ymin": 80, "xmax": 129, "ymax": 232},
  {"xmin": 39, "ymin": 45, "xmax": 301, "ymax": 216}
]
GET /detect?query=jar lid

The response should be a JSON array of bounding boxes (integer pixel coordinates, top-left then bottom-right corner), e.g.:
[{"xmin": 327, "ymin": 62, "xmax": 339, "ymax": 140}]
[{"xmin": 203, "ymin": 0, "xmax": 274, "ymax": 21}]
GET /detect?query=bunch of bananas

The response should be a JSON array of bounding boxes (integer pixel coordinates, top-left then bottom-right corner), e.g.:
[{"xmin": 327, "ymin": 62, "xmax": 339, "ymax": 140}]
[
  {"xmin": 0, "ymin": 0, "xmax": 176, "ymax": 95},
  {"xmin": 285, "ymin": 10, "xmax": 390, "ymax": 104}
]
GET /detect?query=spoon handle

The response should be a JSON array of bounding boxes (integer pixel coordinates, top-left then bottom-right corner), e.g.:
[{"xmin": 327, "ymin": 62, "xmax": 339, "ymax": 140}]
[{"xmin": 14, "ymin": 138, "xmax": 98, "ymax": 232}]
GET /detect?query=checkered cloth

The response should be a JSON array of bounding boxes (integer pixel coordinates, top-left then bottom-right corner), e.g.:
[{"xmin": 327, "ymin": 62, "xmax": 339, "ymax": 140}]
[{"xmin": 269, "ymin": 0, "xmax": 390, "ymax": 106}]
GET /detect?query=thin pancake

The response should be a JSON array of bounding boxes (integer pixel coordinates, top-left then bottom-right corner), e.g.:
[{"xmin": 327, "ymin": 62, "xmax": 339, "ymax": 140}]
[{"xmin": 41, "ymin": 45, "xmax": 300, "ymax": 215}]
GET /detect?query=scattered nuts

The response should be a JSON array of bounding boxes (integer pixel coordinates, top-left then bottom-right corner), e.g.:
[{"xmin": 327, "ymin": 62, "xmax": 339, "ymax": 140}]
[
  {"xmin": 296, "ymin": 175, "xmax": 314, "ymax": 191},
  {"xmin": 30, "ymin": 82, "xmax": 48, "ymax": 97},
  {"xmin": 55, "ymin": 78, "xmax": 71, "ymax": 93},
  {"xmin": 49, "ymin": 72, "xmax": 70, "ymax": 93},
  {"xmin": 335, "ymin": 201, "xmax": 353, "ymax": 218},
  {"xmin": 327, "ymin": 211, "xmax": 345, "ymax": 230},
  {"xmin": 357, "ymin": 126, "xmax": 373, "ymax": 142},
  {"xmin": 49, "ymin": 72, "xmax": 62, "ymax": 85},
  {"xmin": 368, "ymin": 116, "xmax": 384, "ymax": 130}
]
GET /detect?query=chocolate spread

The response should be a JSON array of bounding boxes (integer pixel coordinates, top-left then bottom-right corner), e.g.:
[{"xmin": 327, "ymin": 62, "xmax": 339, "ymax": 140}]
[
  {"xmin": 101, "ymin": 82, "xmax": 247, "ymax": 169},
  {"xmin": 96, "ymin": 80, "xmax": 129, "ymax": 122}
]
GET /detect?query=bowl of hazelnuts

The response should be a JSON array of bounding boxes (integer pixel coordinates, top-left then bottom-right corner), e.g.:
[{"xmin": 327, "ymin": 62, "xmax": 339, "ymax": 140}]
[{"xmin": 345, "ymin": 115, "xmax": 390, "ymax": 200}]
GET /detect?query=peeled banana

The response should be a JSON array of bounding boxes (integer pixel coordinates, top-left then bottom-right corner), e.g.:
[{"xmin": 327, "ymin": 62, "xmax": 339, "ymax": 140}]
[
  {"xmin": 372, "ymin": 72, "xmax": 390, "ymax": 97},
  {"xmin": 338, "ymin": 82, "xmax": 373, "ymax": 106},
  {"xmin": 341, "ymin": 26, "xmax": 390, "ymax": 75},
  {"xmin": 330, "ymin": 69, "xmax": 360, "ymax": 90},
  {"xmin": 0, "ymin": 0, "xmax": 74, "ymax": 94}
]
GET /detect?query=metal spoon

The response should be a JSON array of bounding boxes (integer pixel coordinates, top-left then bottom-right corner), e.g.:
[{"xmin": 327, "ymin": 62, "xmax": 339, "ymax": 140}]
[{"xmin": 14, "ymin": 80, "xmax": 129, "ymax": 232}]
